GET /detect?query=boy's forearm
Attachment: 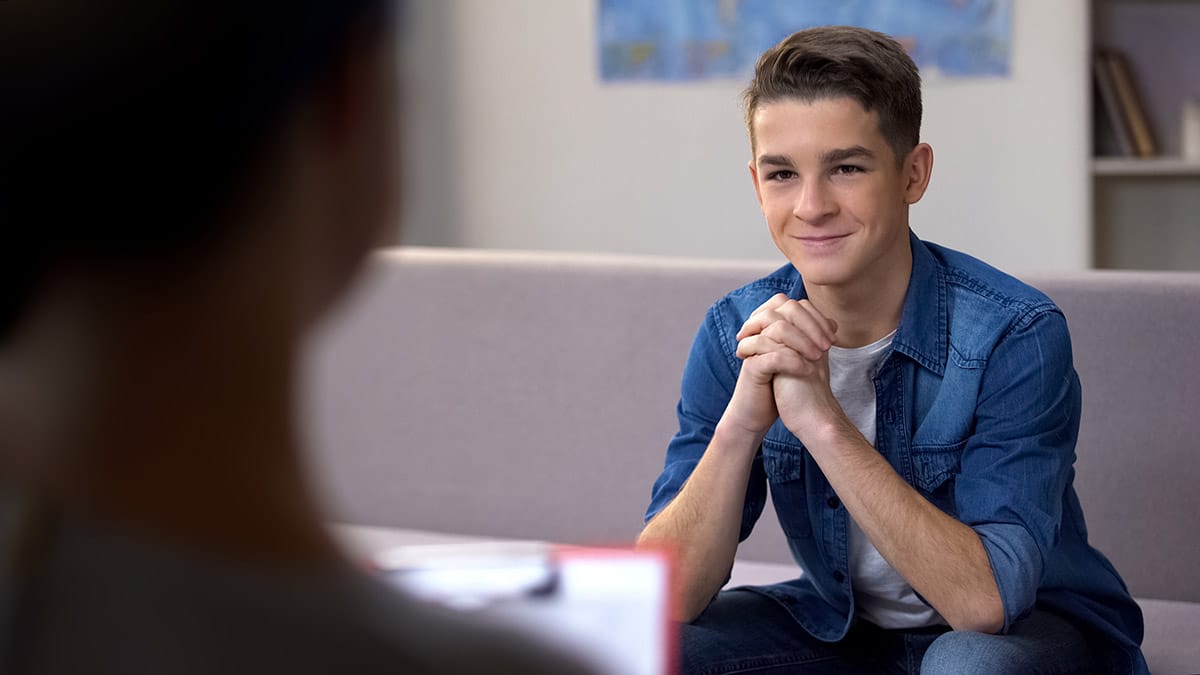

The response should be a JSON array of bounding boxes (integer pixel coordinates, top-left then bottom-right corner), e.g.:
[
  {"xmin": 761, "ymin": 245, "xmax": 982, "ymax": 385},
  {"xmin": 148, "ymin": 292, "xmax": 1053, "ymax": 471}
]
[
  {"xmin": 803, "ymin": 417, "xmax": 1004, "ymax": 633},
  {"xmin": 637, "ymin": 420, "xmax": 763, "ymax": 622}
]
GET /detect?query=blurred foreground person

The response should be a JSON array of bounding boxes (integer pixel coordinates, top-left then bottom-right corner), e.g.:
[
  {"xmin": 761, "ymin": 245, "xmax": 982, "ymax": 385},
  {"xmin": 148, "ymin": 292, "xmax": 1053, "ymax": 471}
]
[{"xmin": 0, "ymin": 2, "xmax": 591, "ymax": 673}]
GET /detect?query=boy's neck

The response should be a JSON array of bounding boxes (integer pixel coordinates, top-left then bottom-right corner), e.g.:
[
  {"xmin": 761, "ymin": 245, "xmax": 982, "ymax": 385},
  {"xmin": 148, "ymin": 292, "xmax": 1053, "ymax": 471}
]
[{"xmin": 802, "ymin": 243, "xmax": 913, "ymax": 349}]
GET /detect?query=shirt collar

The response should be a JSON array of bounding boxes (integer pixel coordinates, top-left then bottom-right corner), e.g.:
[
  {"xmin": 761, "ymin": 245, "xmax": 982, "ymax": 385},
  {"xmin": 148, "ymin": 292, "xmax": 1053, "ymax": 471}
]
[{"xmin": 787, "ymin": 230, "xmax": 948, "ymax": 376}]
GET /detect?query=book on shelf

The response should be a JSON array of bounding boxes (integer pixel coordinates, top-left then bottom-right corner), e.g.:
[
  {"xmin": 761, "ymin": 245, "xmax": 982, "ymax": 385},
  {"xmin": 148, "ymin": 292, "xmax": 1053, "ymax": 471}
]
[
  {"xmin": 1095, "ymin": 47, "xmax": 1157, "ymax": 158},
  {"xmin": 1093, "ymin": 49, "xmax": 1134, "ymax": 156}
]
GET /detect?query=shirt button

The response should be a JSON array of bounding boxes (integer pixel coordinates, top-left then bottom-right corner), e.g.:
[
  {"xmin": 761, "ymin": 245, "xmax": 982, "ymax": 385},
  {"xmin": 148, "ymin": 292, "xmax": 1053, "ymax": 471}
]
[
  {"xmin": 826, "ymin": 496, "xmax": 840, "ymax": 509},
  {"xmin": 832, "ymin": 570, "xmax": 845, "ymax": 583}
]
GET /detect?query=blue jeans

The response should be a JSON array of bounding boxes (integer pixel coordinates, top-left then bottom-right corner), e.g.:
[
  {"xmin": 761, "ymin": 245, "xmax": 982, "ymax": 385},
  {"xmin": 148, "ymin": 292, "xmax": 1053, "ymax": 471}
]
[{"xmin": 680, "ymin": 590, "xmax": 1110, "ymax": 674}]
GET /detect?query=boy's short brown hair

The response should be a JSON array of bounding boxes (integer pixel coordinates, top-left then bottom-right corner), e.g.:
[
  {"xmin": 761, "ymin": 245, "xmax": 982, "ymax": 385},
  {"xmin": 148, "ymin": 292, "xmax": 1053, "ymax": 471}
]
[{"xmin": 743, "ymin": 26, "xmax": 922, "ymax": 164}]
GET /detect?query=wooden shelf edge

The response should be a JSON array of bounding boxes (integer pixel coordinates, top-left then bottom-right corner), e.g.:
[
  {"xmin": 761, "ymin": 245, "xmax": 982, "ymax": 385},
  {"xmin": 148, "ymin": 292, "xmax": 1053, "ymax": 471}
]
[{"xmin": 1092, "ymin": 157, "xmax": 1200, "ymax": 176}]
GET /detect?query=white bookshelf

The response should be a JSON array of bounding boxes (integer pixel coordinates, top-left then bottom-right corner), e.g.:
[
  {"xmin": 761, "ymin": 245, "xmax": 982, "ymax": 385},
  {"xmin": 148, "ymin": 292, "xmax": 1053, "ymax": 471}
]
[{"xmin": 1090, "ymin": 0, "xmax": 1200, "ymax": 270}]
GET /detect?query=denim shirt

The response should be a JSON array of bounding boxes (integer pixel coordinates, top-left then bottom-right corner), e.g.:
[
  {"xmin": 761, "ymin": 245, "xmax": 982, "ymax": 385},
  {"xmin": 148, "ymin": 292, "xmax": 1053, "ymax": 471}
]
[{"xmin": 645, "ymin": 233, "xmax": 1147, "ymax": 673}]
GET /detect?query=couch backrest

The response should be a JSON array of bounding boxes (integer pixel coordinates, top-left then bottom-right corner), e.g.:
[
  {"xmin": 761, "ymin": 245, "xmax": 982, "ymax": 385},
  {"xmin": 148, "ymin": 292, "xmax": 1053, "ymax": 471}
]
[{"xmin": 305, "ymin": 248, "xmax": 1200, "ymax": 603}]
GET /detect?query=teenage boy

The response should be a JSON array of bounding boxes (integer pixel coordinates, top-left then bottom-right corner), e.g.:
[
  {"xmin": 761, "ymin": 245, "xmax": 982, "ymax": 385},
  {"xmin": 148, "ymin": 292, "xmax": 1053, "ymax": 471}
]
[{"xmin": 638, "ymin": 26, "xmax": 1146, "ymax": 674}]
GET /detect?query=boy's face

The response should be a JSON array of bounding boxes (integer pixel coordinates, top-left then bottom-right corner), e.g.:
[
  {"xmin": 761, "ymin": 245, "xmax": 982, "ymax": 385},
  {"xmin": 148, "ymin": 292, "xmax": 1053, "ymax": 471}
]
[{"xmin": 748, "ymin": 97, "xmax": 930, "ymax": 292}]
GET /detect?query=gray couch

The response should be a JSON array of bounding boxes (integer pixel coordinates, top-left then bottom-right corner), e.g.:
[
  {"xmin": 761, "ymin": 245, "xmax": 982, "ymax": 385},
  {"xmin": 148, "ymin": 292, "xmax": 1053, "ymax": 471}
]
[{"xmin": 305, "ymin": 247, "xmax": 1200, "ymax": 673}]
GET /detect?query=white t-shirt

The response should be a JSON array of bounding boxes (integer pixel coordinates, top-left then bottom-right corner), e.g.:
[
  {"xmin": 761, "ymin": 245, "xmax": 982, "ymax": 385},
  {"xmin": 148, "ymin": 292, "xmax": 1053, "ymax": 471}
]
[{"xmin": 827, "ymin": 331, "xmax": 946, "ymax": 629}]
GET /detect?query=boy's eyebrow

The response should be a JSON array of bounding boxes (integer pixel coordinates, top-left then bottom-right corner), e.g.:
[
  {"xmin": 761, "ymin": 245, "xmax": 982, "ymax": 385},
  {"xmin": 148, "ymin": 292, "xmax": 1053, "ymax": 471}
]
[
  {"xmin": 757, "ymin": 147, "xmax": 877, "ymax": 168},
  {"xmin": 756, "ymin": 154, "xmax": 794, "ymax": 168},
  {"xmin": 820, "ymin": 146, "xmax": 875, "ymax": 164}
]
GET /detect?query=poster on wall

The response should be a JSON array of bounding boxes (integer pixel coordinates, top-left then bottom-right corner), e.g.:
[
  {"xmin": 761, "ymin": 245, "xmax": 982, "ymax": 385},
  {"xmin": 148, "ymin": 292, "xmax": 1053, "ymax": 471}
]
[{"xmin": 598, "ymin": 0, "xmax": 1013, "ymax": 82}]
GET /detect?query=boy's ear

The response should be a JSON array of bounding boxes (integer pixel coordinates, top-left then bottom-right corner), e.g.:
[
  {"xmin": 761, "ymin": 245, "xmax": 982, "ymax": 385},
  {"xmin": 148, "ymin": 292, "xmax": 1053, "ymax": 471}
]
[
  {"xmin": 902, "ymin": 143, "xmax": 934, "ymax": 205},
  {"xmin": 748, "ymin": 160, "xmax": 765, "ymax": 210}
]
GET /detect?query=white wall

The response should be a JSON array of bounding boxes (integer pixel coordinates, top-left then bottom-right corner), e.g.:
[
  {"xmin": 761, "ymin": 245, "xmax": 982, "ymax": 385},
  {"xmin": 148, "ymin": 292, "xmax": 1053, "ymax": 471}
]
[{"xmin": 398, "ymin": 0, "xmax": 1090, "ymax": 273}]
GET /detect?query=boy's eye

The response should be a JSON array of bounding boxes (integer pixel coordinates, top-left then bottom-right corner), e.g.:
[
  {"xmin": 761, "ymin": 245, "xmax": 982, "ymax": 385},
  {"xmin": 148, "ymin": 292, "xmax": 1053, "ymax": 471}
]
[
  {"xmin": 766, "ymin": 170, "xmax": 797, "ymax": 181},
  {"xmin": 834, "ymin": 165, "xmax": 865, "ymax": 176}
]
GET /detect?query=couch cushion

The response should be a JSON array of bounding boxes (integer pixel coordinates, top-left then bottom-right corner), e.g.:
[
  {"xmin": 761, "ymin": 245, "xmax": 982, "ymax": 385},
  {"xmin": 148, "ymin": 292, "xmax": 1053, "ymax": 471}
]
[{"xmin": 1134, "ymin": 598, "xmax": 1200, "ymax": 675}]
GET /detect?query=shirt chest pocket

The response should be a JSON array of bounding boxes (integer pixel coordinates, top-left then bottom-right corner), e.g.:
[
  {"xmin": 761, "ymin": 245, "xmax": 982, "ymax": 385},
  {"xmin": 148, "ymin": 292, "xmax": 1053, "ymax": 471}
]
[
  {"xmin": 908, "ymin": 440, "xmax": 966, "ymax": 514},
  {"xmin": 761, "ymin": 433, "xmax": 813, "ymax": 538},
  {"xmin": 761, "ymin": 433, "xmax": 804, "ymax": 481}
]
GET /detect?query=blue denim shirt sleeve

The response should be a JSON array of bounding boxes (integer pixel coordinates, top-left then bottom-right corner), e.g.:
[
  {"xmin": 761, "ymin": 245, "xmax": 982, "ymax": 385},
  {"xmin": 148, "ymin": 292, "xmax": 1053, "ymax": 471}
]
[
  {"xmin": 643, "ymin": 302, "xmax": 768, "ymax": 542},
  {"xmin": 956, "ymin": 306, "xmax": 1081, "ymax": 633}
]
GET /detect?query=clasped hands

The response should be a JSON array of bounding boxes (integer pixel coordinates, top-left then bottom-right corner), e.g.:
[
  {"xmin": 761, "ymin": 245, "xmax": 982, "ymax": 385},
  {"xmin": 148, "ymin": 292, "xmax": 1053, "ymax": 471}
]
[{"xmin": 728, "ymin": 293, "xmax": 846, "ymax": 445}]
